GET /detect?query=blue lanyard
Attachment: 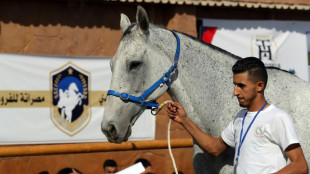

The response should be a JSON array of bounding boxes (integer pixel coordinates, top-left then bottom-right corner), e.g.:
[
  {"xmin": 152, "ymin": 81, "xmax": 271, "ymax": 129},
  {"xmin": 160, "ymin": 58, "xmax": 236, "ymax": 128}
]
[{"xmin": 235, "ymin": 101, "xmax": 268, "ymax": 163}]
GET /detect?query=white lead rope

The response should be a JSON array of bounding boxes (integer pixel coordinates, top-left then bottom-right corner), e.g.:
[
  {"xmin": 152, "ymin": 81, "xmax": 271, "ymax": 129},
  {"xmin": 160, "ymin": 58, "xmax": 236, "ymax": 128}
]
[
  {"xmin": 168, "ymin": 118, "xmax": 178, "ymax": 174},
  {"xmin": 152, "ymin": 100, "xmax": 178, "ymax": 174}
]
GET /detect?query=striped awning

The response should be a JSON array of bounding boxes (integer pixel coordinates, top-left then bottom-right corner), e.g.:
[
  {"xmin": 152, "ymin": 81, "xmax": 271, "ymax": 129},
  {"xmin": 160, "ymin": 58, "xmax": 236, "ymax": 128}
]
[{"xmin": 106, "ymin": 0, "xmax": 310, "ymax": 10}]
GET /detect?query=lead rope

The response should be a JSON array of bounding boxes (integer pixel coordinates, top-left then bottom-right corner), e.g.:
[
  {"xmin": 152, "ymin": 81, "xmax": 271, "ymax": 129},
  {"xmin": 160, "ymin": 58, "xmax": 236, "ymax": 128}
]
[
  {"xmin": 168, "ymin": 119, "xmax": 178, "ymax": 174},
  {"xmin": 152, "ymin": 101, "xmax": 178, "ymax": 174}
]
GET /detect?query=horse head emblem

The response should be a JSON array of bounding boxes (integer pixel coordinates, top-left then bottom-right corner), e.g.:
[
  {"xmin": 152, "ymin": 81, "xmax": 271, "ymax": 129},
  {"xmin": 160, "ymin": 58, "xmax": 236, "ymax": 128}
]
[
  {"xmin": 101, "ymin": 6, "xmax": 178, "ymax": 143},
  {"xmin": 57, "ymin": 82, "xmax": 83, "ymax": 123}
]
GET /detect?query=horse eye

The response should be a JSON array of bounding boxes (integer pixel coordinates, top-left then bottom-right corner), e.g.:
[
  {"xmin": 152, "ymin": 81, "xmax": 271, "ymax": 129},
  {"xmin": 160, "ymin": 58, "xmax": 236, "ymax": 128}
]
[{"xmin": 129, "ymin": 61, "xmax": 142, "ymax": 71}]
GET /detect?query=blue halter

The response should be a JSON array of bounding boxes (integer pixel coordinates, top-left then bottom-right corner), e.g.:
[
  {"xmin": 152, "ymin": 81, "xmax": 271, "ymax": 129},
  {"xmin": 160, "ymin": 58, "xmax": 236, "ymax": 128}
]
[{"xmin": 107, "ymin": 30, "xmax": 180, "ymax": 109}]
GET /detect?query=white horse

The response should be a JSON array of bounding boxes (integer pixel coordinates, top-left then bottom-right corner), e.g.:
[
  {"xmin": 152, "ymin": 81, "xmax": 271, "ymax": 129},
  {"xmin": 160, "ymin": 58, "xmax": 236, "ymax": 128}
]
[
  {"xmin": 58, "ymin": 82, "xmax": 83, "ymax": 123},
  {"xmin": 101, "ymin": 6, "xmax": 310, "ymax": 173}
]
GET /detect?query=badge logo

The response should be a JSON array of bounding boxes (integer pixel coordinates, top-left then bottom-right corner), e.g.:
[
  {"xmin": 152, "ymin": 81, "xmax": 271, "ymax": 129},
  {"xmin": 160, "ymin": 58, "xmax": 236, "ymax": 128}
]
[
  {"xmin": 254, "ymin": 125, "xmax": 267, "ymax": 138},
  {"xmin": 50, "ymin": 62, "xmax": 91, "ymax": 136},
  {"xmin": 251, "ymin": 35, "xmax": 280, "ymax": 68}
]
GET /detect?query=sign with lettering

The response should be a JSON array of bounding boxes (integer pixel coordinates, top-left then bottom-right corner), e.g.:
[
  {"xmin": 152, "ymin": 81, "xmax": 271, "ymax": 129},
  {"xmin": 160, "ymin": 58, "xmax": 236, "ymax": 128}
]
[
  {"xmin": 201, "ymin": 19, "xmax": 310, "ymax": 81},
  {"xmin": 0, "ymin": 54, "xmax": 155, "ymax": 145}
]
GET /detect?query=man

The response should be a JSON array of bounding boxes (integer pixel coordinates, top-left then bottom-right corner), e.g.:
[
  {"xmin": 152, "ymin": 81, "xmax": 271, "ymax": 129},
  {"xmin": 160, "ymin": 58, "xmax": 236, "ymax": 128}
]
[
  {"xmin": 103, "ymin": 159, "xmax": 118, "ymax": 174},
  {"xmin": 167, "ymin": 57, "xmax": 308, "ymax": 173}
]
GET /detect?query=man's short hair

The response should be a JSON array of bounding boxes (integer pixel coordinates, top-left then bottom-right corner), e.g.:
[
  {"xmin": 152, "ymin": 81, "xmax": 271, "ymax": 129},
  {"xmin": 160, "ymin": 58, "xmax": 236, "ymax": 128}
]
[
  {"xmin": 104, "ymin": 159, "xmax": 117, "ymax": 168},
  {"xmin": 232, "ymin": 57, "xmax": 268, "ymax": 89},
  {"xmin": 135, "ymin": 158, "xmax": 151, "ymax": 167}
]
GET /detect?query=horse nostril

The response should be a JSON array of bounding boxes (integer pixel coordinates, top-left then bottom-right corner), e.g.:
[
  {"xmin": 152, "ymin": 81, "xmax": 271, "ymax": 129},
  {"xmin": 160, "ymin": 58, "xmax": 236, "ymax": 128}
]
[{"xmin": 108, "ymin": 124, "xmax": 117, "ymax": 137}]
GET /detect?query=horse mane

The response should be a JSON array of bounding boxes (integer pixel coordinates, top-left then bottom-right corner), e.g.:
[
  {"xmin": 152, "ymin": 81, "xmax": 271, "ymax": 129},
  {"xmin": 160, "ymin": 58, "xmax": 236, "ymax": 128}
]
[
  {"xmin": 175, "ymin": 29, "xmax": 295, "ymax": 75},
  {"xmin": 175, "ymin": 30, "xmax": 241, "ymax": 60},
  {"xmin": 175, "ymin": 31, "xmax": 295, "ymax": 75},
  {"xmin": 165, "ymin": 28, "xmax": 294, "ymax": 75}
]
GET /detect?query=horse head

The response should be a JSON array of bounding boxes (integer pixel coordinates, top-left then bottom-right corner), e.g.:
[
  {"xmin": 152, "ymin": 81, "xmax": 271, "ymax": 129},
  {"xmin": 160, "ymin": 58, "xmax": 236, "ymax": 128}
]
[{"xmin": 101, "ymin": 6, "xmax": 176, "ymax": 143}]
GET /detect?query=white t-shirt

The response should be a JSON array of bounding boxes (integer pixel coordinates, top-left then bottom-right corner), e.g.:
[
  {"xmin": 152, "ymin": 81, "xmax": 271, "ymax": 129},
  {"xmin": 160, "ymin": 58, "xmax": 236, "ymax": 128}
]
[{"xmin": 221, "ymin": 104, "xmax": 299, "ymax": 174}]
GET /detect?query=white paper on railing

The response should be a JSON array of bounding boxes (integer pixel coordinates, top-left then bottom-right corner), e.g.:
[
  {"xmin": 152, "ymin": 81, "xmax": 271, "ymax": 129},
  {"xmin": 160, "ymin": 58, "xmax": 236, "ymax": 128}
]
[
  {"xmin": 201, "ymin": 19, "xmax": 310, "ymax": 81},
  {"xmin": 0, "ymin": 53, "xmax": 155, "ymax": 145},
  {"xmin": 115, "ymin": 162, "xmax": 145, "ymax": 174}
]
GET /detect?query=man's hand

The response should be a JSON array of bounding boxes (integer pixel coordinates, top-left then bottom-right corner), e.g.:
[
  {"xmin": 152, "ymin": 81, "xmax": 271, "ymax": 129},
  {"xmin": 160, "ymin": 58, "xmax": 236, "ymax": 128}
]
[
  {"xmin": 166, "ymin": 102, "xmax": 188, "ymax": 124},
  {"xmin": 166, "ymin": 101, "xmax": 228, "ymax": 157}
]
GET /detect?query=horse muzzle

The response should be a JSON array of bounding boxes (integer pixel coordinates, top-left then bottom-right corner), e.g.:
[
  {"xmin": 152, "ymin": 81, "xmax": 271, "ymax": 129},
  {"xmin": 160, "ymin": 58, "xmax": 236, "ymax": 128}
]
[{"xmin": 101, "ymin": 121, "xmax": 131, "ymax": 144}]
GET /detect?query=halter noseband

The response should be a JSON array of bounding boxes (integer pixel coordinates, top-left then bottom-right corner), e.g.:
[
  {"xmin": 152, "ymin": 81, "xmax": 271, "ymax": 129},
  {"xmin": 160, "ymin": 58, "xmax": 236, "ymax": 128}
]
[{"xmin": 107, "ymin": 30, "xmax": 180, "ymax": 109}]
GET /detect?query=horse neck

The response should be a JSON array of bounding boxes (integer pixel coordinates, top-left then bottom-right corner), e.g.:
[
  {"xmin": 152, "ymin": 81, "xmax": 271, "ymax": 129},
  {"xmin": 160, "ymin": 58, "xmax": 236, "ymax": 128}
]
[{"xmin": 166, "ymin": 32, "xmax": 239, "ymax": 118}]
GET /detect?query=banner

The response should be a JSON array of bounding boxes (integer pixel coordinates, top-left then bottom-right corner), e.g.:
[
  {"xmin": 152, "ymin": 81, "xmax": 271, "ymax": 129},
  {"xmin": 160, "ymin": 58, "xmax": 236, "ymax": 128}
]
[
  {"xmin": 201, "ymin": 19, "xmax": 310, "ymax": 81},
  {"xmin": 0, "ymin": 53, "xmax": 155, "ymax": 145}
]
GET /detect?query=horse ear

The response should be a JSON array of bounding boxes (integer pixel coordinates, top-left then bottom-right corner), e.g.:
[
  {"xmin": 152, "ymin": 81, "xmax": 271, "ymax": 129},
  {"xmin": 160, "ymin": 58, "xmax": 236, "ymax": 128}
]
[
  {"xmin": 120, "ymin": 13, "xmax": 131, "ymax": 33},
  {"xmin": 136, "ymin": 6, "xmax": 149, "ymax": 33}
]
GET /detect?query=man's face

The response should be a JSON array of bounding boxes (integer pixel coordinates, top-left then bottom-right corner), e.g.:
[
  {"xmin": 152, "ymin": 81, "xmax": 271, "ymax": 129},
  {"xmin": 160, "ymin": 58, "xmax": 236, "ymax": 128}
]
[
  {"xmin": 104, "ymin": 166, "xmax": 117, "ymax": 174},
  {"xmin": 233, "ymin": 72, "xmax": 258, "ymax": 108}
]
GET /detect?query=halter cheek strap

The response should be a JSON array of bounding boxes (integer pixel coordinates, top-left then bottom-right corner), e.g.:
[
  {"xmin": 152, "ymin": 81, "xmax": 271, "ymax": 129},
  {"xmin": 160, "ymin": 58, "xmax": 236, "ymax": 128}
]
[{"xmin": 107, "ymin": 30, "xmax": 181, "ymax": 109}]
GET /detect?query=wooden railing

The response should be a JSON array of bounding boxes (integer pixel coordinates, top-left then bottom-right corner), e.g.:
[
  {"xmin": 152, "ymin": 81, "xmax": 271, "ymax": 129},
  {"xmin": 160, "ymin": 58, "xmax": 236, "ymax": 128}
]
[{"xmin": 0, "ymin": 139, "xmax": 193, "ymax": 157}]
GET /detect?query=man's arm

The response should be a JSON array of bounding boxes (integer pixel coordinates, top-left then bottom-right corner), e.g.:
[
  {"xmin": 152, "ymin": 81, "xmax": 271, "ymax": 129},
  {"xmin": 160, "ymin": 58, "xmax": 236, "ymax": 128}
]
[
  {"xmin": 274, "ymin": 144, "xmax": 308, "ymax": 174},
  {"xmin": 166, "ymin": 102, "xmax": 229, "ymax": 157}
]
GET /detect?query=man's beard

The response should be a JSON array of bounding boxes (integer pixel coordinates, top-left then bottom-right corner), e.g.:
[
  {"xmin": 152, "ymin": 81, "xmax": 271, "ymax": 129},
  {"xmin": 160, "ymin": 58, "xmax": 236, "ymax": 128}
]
[
  {"xmin": 239, "ymin": 103, "xmax": 247, "ymax": 108},
  {"xmin": 238, "ymin": 98, "xmax": 250, "ymax": 108},
  {"xmin": 238, "ymin": 96, "xmax": 255, "ymax": 108}
]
